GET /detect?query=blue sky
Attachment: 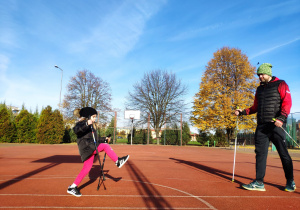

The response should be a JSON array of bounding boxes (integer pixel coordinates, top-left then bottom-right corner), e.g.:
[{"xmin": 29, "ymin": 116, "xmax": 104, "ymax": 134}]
[{"xmin": 1, "ymin": 0, "xmax": 300, "ymax": 126}]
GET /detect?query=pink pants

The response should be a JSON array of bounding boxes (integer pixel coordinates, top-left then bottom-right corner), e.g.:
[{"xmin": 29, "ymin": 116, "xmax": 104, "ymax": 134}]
[{"xmin": 74, "ymin": 143, "xmax": 118, "ymax": 186}]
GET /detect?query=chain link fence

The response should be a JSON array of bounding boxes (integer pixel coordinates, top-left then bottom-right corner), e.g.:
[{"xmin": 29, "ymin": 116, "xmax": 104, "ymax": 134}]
[
  {"xmin": 96, "ymin": 110, "xmax": 184, "ymax": 145},
  {"xmin": 237, "ymin": 112, "xmax": 300, "ymax": 148}
]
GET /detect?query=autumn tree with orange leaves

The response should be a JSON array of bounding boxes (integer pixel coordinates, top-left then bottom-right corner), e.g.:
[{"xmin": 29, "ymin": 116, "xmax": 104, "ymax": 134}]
[{"xmin": 191, "ymin": 47, "xmax": 258, "ymax": 142}]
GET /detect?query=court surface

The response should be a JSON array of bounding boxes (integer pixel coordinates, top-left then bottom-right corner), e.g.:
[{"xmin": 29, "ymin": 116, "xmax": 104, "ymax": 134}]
[{"xmin": 0, "ymin": 143, "xmax": 299, "ymax": 209}]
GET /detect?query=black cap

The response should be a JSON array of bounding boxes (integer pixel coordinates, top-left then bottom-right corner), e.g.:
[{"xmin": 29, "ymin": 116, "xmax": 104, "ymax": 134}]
[{"xmin": 79, "ymin": 107, "xmax": 97, "ymax": 118}]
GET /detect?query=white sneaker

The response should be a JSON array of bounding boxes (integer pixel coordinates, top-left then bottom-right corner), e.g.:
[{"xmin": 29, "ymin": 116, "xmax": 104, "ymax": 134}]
[
  {"xmin": 116, "ymin": 155, "xmax": 129, "ymax": 168},
  {"xmin": 67, "ymin": 186, "xmax": 82, "ymax": 197}
]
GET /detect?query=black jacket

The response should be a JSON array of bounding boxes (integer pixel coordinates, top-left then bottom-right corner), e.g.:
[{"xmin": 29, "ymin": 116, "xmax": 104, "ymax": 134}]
[{"xmin": 73, "ymin": 120, "xmax": 107, "ymax": 162}]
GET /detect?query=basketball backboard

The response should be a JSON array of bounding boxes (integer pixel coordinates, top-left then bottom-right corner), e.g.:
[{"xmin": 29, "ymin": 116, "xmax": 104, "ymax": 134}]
[{"xmin": 124, "ymin": 110, "xmax": 140, "ymax": 120}]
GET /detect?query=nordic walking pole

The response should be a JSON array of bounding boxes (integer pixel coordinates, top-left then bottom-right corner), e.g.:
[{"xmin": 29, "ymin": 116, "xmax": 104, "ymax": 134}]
[
  {"xmin": 89, "ymin": 120, "xmax": 105, "ymax": 190},
  {"xmin": 232, "ymin": 107, "xmax": 239, "ymax": 182},
  {"xmin": 272, "ymin": 118, "xmax": 300, "ymax": 148},
  {"xmin": 102, "ymin": 152, "xmax": 107, "ymax": 180},
  {"xmin": 97, "ymin": 152, "xmax": 107, "ymax": 190},
  {"xmin": 96, "ymin": 135, "xmax": 111, "ymax": 190}
]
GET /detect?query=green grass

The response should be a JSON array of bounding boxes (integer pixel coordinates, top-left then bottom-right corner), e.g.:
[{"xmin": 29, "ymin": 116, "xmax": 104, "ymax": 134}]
[
  {"xmin": 113, "ymin": 139, "xmax": 203, "ymax": 146},
  {"xmin": 187, "ymin": 141, "xmax": 201, "ymax": 146},
  {"xmin": 115, "ymin": 138, "xmax": 128, "ymax": 144}
]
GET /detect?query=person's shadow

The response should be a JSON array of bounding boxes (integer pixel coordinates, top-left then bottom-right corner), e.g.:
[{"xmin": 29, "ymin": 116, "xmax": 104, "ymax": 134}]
[{"xmin": 78, "ymin": 164, "xmax": 122, "ymax": 190}]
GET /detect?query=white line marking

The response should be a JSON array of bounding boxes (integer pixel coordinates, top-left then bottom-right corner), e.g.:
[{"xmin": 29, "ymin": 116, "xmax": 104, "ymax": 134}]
[
  {"xmin": 0, "ymin": 176, "xmax": 217, "ymax": 209},
  {"xmin": 0, "ymin": 207, "xmax": 209, "ymax": 209},
  {"xmin": 121, "ymin": 179, "xmax": 217, "ymax": 210},
  {"xmin": 0, "ymin": 194, "xmax": 299, "ymax": 198}
]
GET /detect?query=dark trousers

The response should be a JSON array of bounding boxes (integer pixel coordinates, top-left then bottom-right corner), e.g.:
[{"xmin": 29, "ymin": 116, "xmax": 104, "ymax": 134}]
[{"xmin": 254, "ymin": 123, "xmax": 294, "ymax": 182}]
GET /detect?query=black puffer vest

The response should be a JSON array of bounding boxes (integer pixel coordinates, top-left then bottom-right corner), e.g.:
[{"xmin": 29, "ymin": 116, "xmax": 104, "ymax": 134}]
[{"xmin": 256, "ymin": 77, "xmax": 282, "ymax": 124}]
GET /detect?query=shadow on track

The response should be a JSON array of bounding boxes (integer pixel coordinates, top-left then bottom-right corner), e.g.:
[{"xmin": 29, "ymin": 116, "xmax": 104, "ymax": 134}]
[
  {"xmin": 169, "ymin": 157, "xmax": 288, "ymax": 191},
  {"xmin": 126, "ymin": 160, "xmax": 174, "ymax": 209}
]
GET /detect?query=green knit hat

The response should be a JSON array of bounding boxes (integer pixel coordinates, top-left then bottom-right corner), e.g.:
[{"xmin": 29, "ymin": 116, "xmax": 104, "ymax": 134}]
[{"xmin": 257, "ymin": 63, "xmax": 272, "ymax": 76}]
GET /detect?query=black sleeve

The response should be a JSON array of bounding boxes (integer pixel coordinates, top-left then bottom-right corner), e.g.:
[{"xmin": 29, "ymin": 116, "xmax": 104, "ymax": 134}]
[
  {"xmin": 73, "ymin": 121, "xmax": 90, "ymax": 136},
  {"xmin": 239, "ymin": 110, "xmax": 247, "ymax": 116},
  {"xmin": 98, "ymin": 137, "xmax": 108, "ymax": 143}
]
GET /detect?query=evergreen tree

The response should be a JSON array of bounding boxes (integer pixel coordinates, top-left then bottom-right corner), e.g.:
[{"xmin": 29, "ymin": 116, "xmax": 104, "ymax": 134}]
[
  {"xmin": 132, "ymin": 129, "xmax": 150, "ymax": 144},
  {"xmin": 0, "ymin": 103, "xmax": 6, "ymax": 110},
  {"xmin": 63, "ymin": 126, "xmax": 77, "ymax": 143},
  {"xmin": 37, "ymin": 106, "xmax": 64, "ymax": 144},
  {"xmin": 15, "ymin": 110, "xmax": 37, "ymax": 143},
  {"xmin": 52, "ymin": 110, "xmax": 65, "ymax": 143},
  {"xmin": 0, "ymin": 107, "xmax": 16, "ymax": 142},
  {"xmin": 164, "ymin": 123, "xmax": 180, "ymax": 145},
  {"xmin": 213, "ymin": 129, "xmax": 227, "ymax": 146},
  {"xmin": 34, "ymin": 106, "xmax": 40, "ymax": 119},
  {"xmin": 182, "ymin": 122, "xmax": 191, "ymax": 145},
  {"xmin": 105, "ymin": 117, "xmax": 115, "ymax": 141}
]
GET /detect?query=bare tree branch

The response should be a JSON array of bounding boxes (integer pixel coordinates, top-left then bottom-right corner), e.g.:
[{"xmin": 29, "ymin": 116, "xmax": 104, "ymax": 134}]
[
  {"xmin": 126, "ymin": 69, "xmax": 188, "ymax": 140},
  {"xmin": 62, "ymin": 70, "xmax": 112, "ymax": 123}
]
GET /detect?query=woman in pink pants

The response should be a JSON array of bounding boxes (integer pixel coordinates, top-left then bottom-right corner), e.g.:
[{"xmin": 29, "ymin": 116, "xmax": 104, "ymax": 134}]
[{"xmin": 67, "ymin": 107, "xmax": 129, "ymax": 197}]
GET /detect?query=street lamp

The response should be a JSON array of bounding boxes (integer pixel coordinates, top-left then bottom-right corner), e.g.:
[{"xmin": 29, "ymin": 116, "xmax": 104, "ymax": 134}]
[{"xmin": 54, "ymin": 65, "xmax": 63, "ymax": 109}]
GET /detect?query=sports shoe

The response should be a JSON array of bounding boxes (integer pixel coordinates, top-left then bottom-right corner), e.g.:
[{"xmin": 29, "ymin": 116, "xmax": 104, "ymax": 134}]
[
  {"xmin": 116, "ymin": 155, "xmax": 129, "ymax": 168},
  {"xmin": 285, "ymin": 180, "xmax": 296, "ymax": 192},
  {"xmin": 67, "ymin": 186, "xmax": 82, "ymax": 197},
  {"xmin": 242, "ymin": 180, "xmax": 266, "ymax": 191}
]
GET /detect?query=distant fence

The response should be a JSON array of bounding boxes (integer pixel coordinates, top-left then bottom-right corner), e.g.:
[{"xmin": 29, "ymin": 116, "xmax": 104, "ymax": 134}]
[
  {"xmin": 96, "ymin": 110, "xmax": 185, "ymax": 146},
  {"xmin": 237, "ymin": 112, "xmax": 300, "ymax": 148}
]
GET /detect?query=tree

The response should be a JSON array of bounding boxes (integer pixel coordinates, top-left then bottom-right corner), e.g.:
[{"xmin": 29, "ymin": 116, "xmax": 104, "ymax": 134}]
[
  {"xmin": 196, "ymin": 130, "xmax": 211, "ymax": 145},
  {"xmin": 163, "ymin": 123, "xmax": 180, "ymax": 145},
  {"xmin": 15, "ymin": 110, "xmax": 37, "ymax": 143},
  {"xmin": 105, "ymin": 117, "xmax": 115, "ymax": 141},
  {"xmin": 36, "ymin": 106, "xmax": 64, "ymax": 144},
  {"xmin": 131, "ymin": 129, "xmax": 151, "ymax": 144},
  {"xmin": 191, "ymin": 47, "xmax": 258, "ymax": 142},
  {"xmin": 33, "ymin": 106, "xmax": 40, "ymax": 119},
  {"xmin": 52, "ymin": 109, "xmax": 65, "ymax": 143},
  {"xmin": 0, "ymin": 107, "xmax": 16, "ymax": 142},
  {"xmin": 62, "ymin": 69, "xmax": 112, "ymax": 123},
  {"xmin": 182, "ymin": 121, "xmax": 191, "ymax": 145},
  {"xmin": 127, "ymin": 69, "xmax": 188, "ymax": 144}
]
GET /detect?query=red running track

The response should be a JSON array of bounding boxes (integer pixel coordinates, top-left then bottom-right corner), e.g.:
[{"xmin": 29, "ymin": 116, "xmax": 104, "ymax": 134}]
[{"xmin": 0, "ymin": 143, "xmax": 299, "ymax": 209}]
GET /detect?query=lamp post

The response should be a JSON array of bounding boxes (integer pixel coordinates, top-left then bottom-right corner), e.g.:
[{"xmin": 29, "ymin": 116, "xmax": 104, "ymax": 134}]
[{"xmin": 54, "ymin": 65, "xmax": 63, "ymax": 109}]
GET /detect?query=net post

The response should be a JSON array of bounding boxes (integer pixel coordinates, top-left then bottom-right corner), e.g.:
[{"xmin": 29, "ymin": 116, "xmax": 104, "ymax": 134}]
[
  {"xmin": 114, "ymin": 111, "xmax": 117, "ymax": 144},
  {"xmin": 130, "ymin": 115, "xmax": 134, "ymax": 145},
  {"xmin": 180, "ymin": 113, "xmax": 182, "ymax": 146},
  {"xmin": 164, "ymin": 113, "xmax": 166, "ymax": 145},
  {"xmin": 147, "ymin": 113, "xmax": 150, "ymax": 145}
]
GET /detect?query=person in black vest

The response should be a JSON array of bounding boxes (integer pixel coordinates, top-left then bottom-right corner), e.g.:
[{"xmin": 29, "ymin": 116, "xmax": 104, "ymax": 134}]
[{"xmin": 235, "ymin": 63, "xmax": 296, "ymax": 192}]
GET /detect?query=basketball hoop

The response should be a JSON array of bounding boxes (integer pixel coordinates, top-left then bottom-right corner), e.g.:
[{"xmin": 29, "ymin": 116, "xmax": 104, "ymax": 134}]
[
  {"xmin": 124, "ymin": 110, "xmax": 140, "ymax": 145},
  {"xmin": 129, "ymin": 114, "xmax": 135, "ymax": 121}
]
